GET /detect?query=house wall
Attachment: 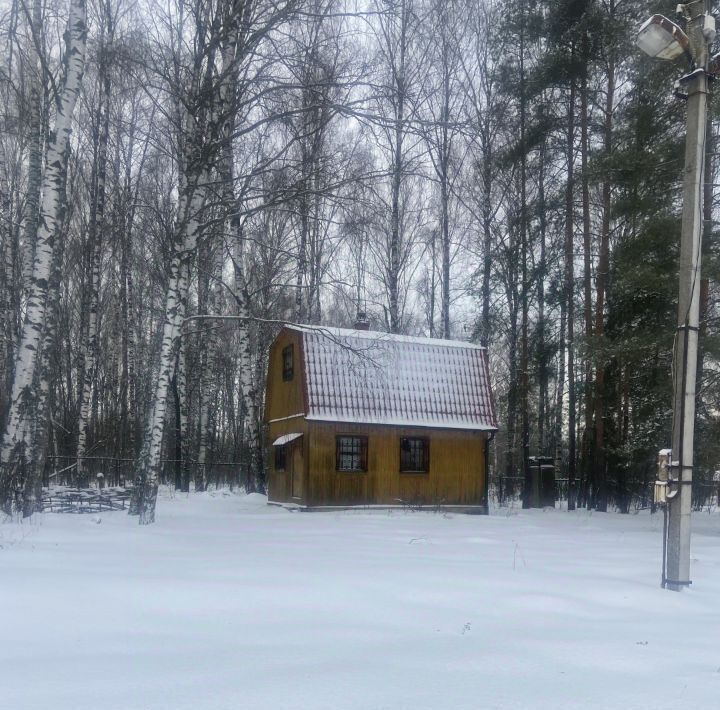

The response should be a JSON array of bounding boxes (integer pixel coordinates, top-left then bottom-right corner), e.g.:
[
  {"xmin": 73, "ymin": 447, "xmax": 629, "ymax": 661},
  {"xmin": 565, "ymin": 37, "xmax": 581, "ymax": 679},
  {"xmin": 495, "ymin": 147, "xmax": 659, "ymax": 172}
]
[
  {"xmin": 267, "ymin": 417, "xmax": 310, "ymax": 503},
  {"xmin": 265, "ymin": 327, "xmax": 489, "ymax": 509},
  {"xmin": 265, "ymin": 328, "xmax": 306, "ymax": 423},
  {"xmin": 306, "ymin": 421, "xmax": 487, "ymax": 507},
  {"xmin": 265, "ymin": 328, "xmax": 308, "ymax": 503}
]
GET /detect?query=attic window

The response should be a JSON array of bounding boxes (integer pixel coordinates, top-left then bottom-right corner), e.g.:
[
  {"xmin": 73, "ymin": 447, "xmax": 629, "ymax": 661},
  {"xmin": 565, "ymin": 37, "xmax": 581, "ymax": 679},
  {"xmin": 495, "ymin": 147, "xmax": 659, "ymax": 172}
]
[
  {"xmin": 400, "ymin": 437, "xmax": 429, "ymax": 473},
  {"xmin": 282, "ymin": 345, "xmax": 294, "ymax": 381},
  {"xmin": 336, "ymin": 436, "xmax": 367, "ymax": 472}
]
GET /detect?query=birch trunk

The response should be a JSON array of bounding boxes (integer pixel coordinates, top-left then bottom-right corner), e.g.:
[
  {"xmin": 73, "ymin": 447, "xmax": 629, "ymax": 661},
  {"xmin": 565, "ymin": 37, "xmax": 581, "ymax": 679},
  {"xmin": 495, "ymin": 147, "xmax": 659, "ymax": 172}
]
[
  {"xmin": 504, "ymin": 295, "xmax": 518, "ymax": 501},
  {"xmin": 125, "ymin": 235, "xmax": 138, "ymax": 458},
  {"xmin": 428, "ymin": 227, "xmax": 436, "ymax": 337},
  {"xmin": 294, "ymin": 144, "xmax": 310, "ymax": 322},
  {"xmin": 195, "ymin": 240, "xmax": 220, "ymax": 492},
  {"xmin": 178, "ymin": 328, "xmax": 190, "ymax": 492},
  {"xmin": 292, "ymin": 25, "xmax": 313, "ymax": 323},
  {"xmin": 554, "ymin": 299, "xmax": 567, "ymax": 480},
  {"xmin": 25, "ymin": 170, "xmax": 69, "ymax": 515},
  {"xmin": 171, "ymin": 382, "xmax": 181, "ymax": 490},
  {"xmin": 171, "ymin": 346, "xmax": 184, "ymax": 491},
  {"xmin": 294, "ymin": 76, "xmax": 326, "ymax": 322},
  {"xmin": 134, "ymin": 0, "xmax": 226, "ymax": 521},
  {"xmin": 503, "ymin": 214, "xmax": 519, "ymax": 503},
  {"xmin": 229, "ymin": 222, "xmax": 261, "ymax": 492},
  {"xmin": 77, "ymin": 43, "xmax": 111, "ymax": 485},
  {"xmin": 20, "ymin": 0, "xmax": 44, "ymax": 298},
  {"xmin": 239, "ymin": 295, "xmax": 261, "ymax": 492},
  {"xmin": 308, "ymin": 163, "xmax": 323, "ymax": 325},
  {"xmin": 1, "ymin": 216, "xmax": 15, "ymax": 422},
  {"xmin": 136, "ymin": 173, "xmax": 208, "ymax": 524},
  {"xmin": 119, "ymin": 108, "xmax": 146, "ymax": 460},
  {"xmin": 480, "ymin": 131, "xmax": 492, "ymax": 348},
  {"xmin": 433, "ymin": 19, "xmax": 452, "ymax": 341},
  {"xmin": 225, "ymin": 146, "xmax": 261, "ymax": 494},
  {"xmin": 388, "ymin": 0, "xmax": 408, "ymax": 334},
  {"xmin": 219, "ymin": 16, "xmax": 262, "ymax": 492},
  {"xmin": 440, "ymin": 160, "xmax": 450, "ymax": 339},
  {"xmin": 0, "ymin": 0, "xmax": 87, "ymax": 516},
  {"xmin": 119, "ymin": 218, "xmax": 132, "ymax": 457}
]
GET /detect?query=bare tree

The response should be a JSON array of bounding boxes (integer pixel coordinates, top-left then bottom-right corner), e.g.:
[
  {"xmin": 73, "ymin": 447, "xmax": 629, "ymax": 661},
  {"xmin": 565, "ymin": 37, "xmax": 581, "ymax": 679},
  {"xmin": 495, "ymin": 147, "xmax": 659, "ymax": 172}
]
[{"xmin": 0, "ymin": 0, "xmax": 87, "ymax": 516}]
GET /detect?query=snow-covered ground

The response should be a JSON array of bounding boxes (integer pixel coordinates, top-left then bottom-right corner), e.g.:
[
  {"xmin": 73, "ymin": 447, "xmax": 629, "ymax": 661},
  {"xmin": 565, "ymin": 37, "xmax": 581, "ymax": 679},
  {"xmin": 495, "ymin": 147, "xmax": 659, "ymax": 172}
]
[{"xmin": 2, "ymin": 491, "xmax": 720, "ymax": 710}]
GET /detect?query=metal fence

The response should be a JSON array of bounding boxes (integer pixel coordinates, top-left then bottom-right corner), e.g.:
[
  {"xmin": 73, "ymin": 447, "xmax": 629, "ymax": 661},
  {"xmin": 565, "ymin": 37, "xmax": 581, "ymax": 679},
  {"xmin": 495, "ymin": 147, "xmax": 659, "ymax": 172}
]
[
  {"xmin": 45, "ymin": 456, "xmax": 246, "ymax": 490},
  {"xmin": 42, "ymin": 487, "xmax": 133, "ymax": 513},
  {"xmin": 494, "ymin": 474, "xmax": 719, "ymax": 512}
]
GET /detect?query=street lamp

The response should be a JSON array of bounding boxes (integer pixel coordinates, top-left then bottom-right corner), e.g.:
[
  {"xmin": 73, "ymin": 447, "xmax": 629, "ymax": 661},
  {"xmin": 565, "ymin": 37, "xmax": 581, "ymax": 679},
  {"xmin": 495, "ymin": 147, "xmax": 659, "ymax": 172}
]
[
  {"xmin": 636, "ymin": 14, "xmax": 692, "ymax": 60},
  {"xmin": 636, "ymin": 3, "xmax": 715, "ymax": 592}
]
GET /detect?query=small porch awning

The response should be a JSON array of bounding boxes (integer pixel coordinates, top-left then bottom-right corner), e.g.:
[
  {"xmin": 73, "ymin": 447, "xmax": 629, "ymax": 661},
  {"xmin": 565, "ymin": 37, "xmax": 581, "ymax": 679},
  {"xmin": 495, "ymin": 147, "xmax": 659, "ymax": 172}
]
[{"xmin": 272, "ymin": 432, "xmax": 303, "ymax": 446}]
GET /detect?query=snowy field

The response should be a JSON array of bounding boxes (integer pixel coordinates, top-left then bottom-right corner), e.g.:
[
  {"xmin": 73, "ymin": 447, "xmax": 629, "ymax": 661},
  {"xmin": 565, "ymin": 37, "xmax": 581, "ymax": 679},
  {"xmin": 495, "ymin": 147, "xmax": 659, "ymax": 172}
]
[{"xmin": 2, "ymin": 491, "xmax": 720, "ymax": 710}]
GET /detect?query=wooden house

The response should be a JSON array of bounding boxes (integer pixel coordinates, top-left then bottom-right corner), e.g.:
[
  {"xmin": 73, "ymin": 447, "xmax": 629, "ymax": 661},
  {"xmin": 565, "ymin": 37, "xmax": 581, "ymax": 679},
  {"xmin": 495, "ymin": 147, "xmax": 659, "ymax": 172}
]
[{"xmin": 265, "ymin": 324, "xmax": 498, "ymax": 512}]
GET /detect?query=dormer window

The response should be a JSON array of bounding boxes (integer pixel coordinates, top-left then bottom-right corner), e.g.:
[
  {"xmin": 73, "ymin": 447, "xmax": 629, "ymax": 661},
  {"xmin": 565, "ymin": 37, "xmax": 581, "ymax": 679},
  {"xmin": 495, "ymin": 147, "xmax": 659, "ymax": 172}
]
[{"xmin": 282, "ymin": 345, "xmax": 294, "ymax": 381}]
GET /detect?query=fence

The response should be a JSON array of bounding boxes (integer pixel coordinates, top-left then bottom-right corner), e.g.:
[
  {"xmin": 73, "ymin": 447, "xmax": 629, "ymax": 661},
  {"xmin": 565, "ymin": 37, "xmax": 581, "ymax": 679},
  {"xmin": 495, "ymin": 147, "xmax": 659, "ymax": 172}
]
[
  {"xmin": 42, "ymin": 487, "xmax": 133, "ymax": 513},
  {"xmin": 494, "ymin": 473, "xmax": 719, "ymax": 512},
  {"xmin": 45, "ymin": 456, "xmax": 247, "ymax": 490}
]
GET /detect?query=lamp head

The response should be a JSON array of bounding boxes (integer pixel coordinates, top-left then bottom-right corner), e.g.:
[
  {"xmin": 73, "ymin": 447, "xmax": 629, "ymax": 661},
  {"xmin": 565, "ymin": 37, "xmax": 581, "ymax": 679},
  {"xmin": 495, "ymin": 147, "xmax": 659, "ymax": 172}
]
[{"xmin": 637, "ymin": 14, "xmax": 692, "ymax": 61}]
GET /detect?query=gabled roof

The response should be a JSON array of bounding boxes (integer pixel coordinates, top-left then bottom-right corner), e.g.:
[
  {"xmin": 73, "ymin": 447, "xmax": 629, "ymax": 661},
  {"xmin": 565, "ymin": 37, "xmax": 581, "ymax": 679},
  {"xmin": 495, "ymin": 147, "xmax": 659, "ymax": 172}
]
[{"xmin": 287, "ymin": 325, "xmax": 497, "ymax": 431}]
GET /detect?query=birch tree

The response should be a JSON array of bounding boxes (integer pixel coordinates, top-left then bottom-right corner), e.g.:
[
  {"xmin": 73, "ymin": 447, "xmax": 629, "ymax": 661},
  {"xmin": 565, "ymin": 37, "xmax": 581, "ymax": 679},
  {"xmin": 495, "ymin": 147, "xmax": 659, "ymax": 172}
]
[
  {"xmin": 421, "ymin": 0, "xmax": 466, "ymax": 339},
  {"xmin": 368, "ymin": 0, "xmax": 428, "ymax": 333},
  {"xmin": 136, "ymin": 0, "xmax": 301, "ymax": 521},
  {"xmin": 0, "ymin": 0, "xmax": 87, "ymax": 516},
  {"xmin": 77, "ymin": 0, "xmax": 115, "ymax": 485}
]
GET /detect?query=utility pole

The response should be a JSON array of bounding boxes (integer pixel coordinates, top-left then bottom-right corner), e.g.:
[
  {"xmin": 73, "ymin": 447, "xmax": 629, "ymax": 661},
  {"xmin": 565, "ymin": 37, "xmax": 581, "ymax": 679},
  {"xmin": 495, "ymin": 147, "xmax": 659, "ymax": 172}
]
[
  {"xmin": 665, "ymin": 2, "xmax": 712, "ymax": 591},
  {"xmin": 637, "ymin": 3, "xmax": 716, "ymax": 590}
]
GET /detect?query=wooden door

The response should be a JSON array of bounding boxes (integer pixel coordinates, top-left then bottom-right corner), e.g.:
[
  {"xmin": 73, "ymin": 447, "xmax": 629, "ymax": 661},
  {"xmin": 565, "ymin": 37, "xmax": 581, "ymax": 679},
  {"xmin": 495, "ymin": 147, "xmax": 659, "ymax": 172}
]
[{"xmin": 291, "ymin": 441, "xmax": 304, "ymax": 499}]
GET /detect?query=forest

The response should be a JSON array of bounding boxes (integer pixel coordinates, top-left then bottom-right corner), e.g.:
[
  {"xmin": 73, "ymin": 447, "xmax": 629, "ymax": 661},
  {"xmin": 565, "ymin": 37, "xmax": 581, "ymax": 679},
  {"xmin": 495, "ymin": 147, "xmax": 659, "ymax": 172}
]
[{"xmin": 0, "ymin": 0, "xmax": 718, "ymax": 524}]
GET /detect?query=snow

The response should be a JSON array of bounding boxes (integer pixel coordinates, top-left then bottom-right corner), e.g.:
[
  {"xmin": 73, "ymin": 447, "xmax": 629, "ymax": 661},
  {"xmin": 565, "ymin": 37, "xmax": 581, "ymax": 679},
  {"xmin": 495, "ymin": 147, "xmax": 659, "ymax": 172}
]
[
  {"xmin": 267, "ymin": 412, "xmax": 305, "ymax": 423},
  {"xmin": 305, "ymin": 413, "xmax": 497, "ymax": 430},
  {"xmin": 2, "ymin": 492, "xmax": 720, "ymax": 710},
  {"xmin": 287, "ymin": 324, "xmax": 487, "ymax": 350},
  {"xmin": 298, "ymin": 325, "xmax": 497, "ymax": 431},
  {"xmin": 271, "ymin": 432, "xmax": 303, "ymax": 446}
]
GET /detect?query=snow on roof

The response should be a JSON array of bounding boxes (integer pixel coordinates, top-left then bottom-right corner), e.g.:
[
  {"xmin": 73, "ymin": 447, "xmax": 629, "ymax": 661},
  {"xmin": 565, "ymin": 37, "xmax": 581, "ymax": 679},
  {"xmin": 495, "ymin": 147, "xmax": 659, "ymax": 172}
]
[
  {"xmin": 288, "ymin": 324, "xmax": 486, "ymax": 350},
  {"xmin": 286, "ymin": 325, "xmax": 497, "ymax": 431},
  {"xmin": 272, "ymin": 433, "xmax": 303, "ymax": 446}
]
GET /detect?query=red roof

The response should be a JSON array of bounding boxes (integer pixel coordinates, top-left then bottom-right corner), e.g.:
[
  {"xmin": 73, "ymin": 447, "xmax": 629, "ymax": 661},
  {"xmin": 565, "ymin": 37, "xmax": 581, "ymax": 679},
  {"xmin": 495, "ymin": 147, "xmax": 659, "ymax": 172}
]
[{"xmin": 288, "ymin": 325, "xmax": 497, "ymax": 431}]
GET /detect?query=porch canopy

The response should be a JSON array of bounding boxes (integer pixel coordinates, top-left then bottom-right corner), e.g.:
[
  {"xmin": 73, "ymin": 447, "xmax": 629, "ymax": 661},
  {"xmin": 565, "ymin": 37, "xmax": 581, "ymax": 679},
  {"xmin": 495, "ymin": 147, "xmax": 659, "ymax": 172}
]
[{"xmin": 272, "ymin": 433, "xmax": 303, "ymax": 446}]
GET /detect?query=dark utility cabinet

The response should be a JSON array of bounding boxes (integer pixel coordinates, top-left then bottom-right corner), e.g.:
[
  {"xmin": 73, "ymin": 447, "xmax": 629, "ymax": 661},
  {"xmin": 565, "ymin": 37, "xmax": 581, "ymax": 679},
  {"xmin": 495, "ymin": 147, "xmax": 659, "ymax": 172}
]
[{"xmin": 528, "ymin": 456, "xmax": 556, "ymax": 508}]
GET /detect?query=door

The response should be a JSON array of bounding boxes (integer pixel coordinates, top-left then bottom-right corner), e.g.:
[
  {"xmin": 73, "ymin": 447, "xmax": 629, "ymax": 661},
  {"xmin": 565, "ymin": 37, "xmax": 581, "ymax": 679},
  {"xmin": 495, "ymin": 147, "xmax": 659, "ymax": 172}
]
[{"xmin": 291, "ymin": 441, "xmax": 304, "ymax": 499}]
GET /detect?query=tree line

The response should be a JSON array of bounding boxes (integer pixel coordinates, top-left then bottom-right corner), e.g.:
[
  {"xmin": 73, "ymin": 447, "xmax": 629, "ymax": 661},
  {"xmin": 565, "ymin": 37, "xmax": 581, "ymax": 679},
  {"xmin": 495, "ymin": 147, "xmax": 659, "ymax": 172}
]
[{"xmin": 0, "ymin": 0, "xmax": 718, "ymax": 522}]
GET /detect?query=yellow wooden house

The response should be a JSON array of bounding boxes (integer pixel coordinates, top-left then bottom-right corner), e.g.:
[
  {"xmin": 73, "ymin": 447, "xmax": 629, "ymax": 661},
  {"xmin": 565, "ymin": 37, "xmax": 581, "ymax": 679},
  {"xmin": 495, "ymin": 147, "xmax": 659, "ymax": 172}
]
[{"xmin": 264, "ymin": 324, "xmax": 497, "ymax": 512}]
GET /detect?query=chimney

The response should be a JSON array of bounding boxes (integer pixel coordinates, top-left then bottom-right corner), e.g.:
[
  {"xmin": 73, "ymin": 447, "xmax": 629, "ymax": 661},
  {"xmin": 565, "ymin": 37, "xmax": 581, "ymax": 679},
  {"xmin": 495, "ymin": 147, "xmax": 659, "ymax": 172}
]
[{"xmin": 354, "ymin": 310, "xmax": 370, "ymax": 331}]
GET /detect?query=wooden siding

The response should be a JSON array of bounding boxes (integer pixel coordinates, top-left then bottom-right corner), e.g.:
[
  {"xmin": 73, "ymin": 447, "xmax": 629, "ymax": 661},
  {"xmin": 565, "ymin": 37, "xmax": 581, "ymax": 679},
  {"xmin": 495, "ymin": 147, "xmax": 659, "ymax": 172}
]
[
  {"xmin": 265, "ymin": 328, "xmax": 489, "ymax": 509},
  {"xmin": 265, "ymin": 328, "xmax": 308, "ymax": 504},
  {"xmin": 306, "ymin": 422, "xmax": 487, "ymax": 507},
  {"xmin": 265, "ymin": 328, "xmax": 306, "ymax": 423},
  {"xmin": 266, "ymin": 417, "xmax": 309, "ymax": 504}
]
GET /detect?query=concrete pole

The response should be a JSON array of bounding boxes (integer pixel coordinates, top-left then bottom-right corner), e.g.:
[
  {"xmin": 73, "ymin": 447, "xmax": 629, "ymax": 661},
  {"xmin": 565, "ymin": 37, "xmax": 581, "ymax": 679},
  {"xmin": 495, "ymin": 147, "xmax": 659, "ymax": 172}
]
[{"xmin": 665, "ymin": 4, "xmax": 711, "ymax": 592}]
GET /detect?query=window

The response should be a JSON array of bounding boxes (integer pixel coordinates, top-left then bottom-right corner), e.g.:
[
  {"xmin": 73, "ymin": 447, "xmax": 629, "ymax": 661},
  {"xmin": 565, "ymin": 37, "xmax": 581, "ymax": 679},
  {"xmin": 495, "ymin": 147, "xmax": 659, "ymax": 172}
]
[
  {"xmin": 282, "ymin": 345, "xmax": 294, "ymax": 381},
  {"xmin": 336, "ymin": 436, "xmax": 368, "ymax": 472},
  {"xmin": 274, "ymin": 445, "xmax": 287, "ymax": 471},
  {"xmin": 400, "ymin": 437, "xmax": 429, "ymax": 473}
]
